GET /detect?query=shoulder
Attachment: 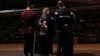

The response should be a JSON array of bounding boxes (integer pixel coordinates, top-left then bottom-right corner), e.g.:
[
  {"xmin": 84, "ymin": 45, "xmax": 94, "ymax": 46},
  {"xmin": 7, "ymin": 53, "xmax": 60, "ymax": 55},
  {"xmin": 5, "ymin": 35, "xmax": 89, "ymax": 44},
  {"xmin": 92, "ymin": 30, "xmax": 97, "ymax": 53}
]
[
  {"xmin": 41, "ymin": 15, "xmax": 46, "ymax": 18},
  {"xmin": 70, "ymin": 11, "xmax": 75, "ymax": 18},
  {"xmin": 21, "ymin": 9, "xmax": 27, "ymax": 14},
  {"xmin": 40, "ymin": 15, "xmax": 46, "ymax": 20},
  {"xmin": 50, "ymin": 16, "xmax": 54, "ymax": 20},
  {"xmin": 70, "ymin": 11, "xmax": 75, "ymax": 15},
  {"xmin": 54, "ymin": 9, "xmax": 59, "ymax": 15},
  {"xmin": 21, "ymin": 9, "xmax": 28, "ymax": 17},
  {"xmin": 25, "ymin": 9, "xmax": 36, "ymax": 16}
]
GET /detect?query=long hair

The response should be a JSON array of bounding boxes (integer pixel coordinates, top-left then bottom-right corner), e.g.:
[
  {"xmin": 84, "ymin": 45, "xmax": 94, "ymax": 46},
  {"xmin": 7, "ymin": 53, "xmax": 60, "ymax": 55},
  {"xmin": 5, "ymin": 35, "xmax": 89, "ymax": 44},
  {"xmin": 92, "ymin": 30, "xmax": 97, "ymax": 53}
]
[
  {"xmin": 40, "ymin": 7, "xmax": 50, "ymax": 31},
  {"xmin": 42, "ymin": 7, "xmax": 49, "ymax": 15}
]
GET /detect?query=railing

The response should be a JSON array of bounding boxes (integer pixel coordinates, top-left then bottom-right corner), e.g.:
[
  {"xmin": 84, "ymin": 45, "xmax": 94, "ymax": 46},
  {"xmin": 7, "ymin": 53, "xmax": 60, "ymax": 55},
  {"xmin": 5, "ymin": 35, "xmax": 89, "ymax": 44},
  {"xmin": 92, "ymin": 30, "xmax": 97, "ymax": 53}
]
[{"xmin": 0, "ymin": 5, "xmax": 100, "ymax": 43}]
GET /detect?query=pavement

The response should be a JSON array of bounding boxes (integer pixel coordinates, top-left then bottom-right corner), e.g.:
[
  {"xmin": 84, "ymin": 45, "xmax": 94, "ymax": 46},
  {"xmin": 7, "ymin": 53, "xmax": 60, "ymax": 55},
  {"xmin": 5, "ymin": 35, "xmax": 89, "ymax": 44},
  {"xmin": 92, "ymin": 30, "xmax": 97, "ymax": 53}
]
[
  {"xmin": 0, "ymin": 43, "xmax": 55, "ymax": 56},
  {"xmin": 1, "ymin": 44, "xmax": 100, "ymax": 56}
]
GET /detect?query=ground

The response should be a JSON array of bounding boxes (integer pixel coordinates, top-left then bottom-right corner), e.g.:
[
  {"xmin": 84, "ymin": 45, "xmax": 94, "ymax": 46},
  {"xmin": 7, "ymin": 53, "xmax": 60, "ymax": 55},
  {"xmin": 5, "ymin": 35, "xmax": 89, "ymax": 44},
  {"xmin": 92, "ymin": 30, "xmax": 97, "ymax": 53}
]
[{"xmin": 0, "ymin": 44, "xmax": 100, "ymax": 56}]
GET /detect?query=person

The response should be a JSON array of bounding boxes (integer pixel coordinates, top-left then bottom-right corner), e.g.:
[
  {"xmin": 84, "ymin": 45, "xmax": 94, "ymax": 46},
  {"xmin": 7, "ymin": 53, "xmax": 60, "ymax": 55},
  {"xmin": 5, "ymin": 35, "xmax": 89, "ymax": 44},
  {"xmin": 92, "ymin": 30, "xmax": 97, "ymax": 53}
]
[
  {"xmin": 21, "ymin": 1, "xmax": 36, "ymax": 56},
  {"xmin": 38, "ymin": 7, "xmax": 55, "ymax": 56},
  {"xmin": 54, "ymin": 0, "xmax": 75, "ymax": 56}
]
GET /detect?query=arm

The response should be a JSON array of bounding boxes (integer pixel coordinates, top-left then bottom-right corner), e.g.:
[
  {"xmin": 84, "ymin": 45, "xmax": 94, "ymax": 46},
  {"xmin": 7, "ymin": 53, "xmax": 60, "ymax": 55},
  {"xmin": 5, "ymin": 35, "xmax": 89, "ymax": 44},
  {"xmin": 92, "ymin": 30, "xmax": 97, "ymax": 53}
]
[
  {"xmin": 21, "ymin": 11, "xmax": 26, "ymax": 27},
  {"xmin": 54, "ymin": 11, "xmax": 59, "ymax": 24},
  {"xmin": 70, "ymin": 11, "xmax": 76, "ymax": 27},
  {"xmin": 38, "ymin": 15, "xmax": 47, "ymax": 30}
]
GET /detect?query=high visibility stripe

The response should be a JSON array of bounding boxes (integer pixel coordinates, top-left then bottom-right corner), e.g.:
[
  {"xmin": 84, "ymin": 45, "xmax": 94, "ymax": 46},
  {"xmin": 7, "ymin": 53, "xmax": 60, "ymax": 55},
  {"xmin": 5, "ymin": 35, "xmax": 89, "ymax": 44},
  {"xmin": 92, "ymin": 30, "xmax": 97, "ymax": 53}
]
[{"xmin": 59, "ymin": 15, "xmax": 70, "ymax": 18}]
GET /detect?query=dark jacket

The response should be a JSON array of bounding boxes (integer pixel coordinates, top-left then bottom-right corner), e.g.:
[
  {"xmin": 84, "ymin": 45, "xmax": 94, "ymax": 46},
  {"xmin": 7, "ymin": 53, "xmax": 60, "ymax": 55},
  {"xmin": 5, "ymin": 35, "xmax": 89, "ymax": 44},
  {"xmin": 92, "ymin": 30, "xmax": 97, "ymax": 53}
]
[
  {"xmin": 38, "ymin": 15, "xmax": 55, "ymax": 35},
  {"xmin": 54, "ymin": 7, "xmax": 75, "ymax": 30}
]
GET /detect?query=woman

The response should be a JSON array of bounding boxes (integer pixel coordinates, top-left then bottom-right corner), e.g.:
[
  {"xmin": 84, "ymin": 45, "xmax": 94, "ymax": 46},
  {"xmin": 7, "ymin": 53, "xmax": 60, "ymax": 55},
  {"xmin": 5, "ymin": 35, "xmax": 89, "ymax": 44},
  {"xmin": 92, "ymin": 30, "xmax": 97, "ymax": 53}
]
[{"xmin": 38, "ymin": 7, "xmax": 55, "ymax": 56}]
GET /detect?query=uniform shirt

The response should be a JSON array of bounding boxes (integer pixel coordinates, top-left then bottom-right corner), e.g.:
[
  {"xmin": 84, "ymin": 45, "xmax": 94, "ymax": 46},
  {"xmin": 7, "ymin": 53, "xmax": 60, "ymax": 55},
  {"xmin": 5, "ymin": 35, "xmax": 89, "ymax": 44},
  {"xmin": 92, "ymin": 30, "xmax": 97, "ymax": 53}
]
[{"xmin": 54, "ymin": 7, "xmax": 75, "ymax": 30}]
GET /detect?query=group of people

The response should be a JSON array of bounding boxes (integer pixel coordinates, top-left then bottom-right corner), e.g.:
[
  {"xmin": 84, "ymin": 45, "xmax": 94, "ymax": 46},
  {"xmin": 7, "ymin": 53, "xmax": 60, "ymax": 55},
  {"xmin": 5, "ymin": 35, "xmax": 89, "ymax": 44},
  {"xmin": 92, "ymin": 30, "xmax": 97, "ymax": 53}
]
[{"xmin": 21, "ymin": 0, "xmax": 75, "ymax": 56}]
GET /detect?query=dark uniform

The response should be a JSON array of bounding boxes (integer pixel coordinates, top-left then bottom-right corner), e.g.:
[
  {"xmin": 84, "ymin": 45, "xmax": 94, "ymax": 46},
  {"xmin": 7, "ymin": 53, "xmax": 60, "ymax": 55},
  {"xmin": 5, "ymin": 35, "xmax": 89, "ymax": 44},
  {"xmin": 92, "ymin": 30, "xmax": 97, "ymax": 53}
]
[
  {"xmin": 54, "ymin": 7, "xmax": 75, "ymax": 56},
  {"xmin": 21, "ymin": 9, "xmax": 36, "ymax": 56},
  {"xmin": 38, "ymin": 15, "xmax": 55, "ymax": 56}
]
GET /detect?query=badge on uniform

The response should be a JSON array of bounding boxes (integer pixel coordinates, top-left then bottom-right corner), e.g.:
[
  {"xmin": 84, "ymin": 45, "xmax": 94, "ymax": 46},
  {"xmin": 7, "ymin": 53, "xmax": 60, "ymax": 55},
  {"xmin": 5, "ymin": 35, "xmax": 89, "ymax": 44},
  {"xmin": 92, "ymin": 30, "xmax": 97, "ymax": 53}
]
[{"xmin": 55, "ymin": 12, "xmax": 58, "ymax": 15}]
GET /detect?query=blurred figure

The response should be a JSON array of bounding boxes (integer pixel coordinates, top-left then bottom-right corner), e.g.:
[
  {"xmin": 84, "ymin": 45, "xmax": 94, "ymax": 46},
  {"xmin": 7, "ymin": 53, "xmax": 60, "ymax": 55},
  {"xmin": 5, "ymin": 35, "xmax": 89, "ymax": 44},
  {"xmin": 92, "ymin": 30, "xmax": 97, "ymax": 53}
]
[
  {"xmin": 54, "ymin": 0, "xmax": 75, "ymax": 56},
  {"xmin": 21, "ymin": 1, "xmax": 36, "ymax": 56},
  {"xmin": 38, "ymin": 7, "xmax": 55, "ymax": 56}
]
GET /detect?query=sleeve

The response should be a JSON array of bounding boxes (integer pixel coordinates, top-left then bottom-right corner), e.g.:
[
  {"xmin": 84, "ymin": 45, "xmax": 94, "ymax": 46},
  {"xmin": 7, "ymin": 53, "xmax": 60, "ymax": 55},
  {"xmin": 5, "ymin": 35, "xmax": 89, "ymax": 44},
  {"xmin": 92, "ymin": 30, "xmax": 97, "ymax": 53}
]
[
  {"xmin": 70, "ymin": 11, "xmax": 76, "ymax": 27},
  {"xmin": 51, "ymin": 16, "xmax": 56, "ymax": 33},
  {"xmin": 31, "ymin": 13, "xmax": 37, "ymax": 29},
  {"xmin": 38, "ymin": 16, "xmax": 43, "ymax": 25},
  {"xmin": 54, "ymin": 10, "xmax": 59, "ymax": 23},
  {"xmin": 50, "ymin": 16, "xmax": 55, "ymax": 26},
  {"xmin": 54, "ymin": 10, "xmax": 61, "ymax": 30},
  {"xmin": 21, "ymin": 11, "xmax": 26, "ymax": 27}
]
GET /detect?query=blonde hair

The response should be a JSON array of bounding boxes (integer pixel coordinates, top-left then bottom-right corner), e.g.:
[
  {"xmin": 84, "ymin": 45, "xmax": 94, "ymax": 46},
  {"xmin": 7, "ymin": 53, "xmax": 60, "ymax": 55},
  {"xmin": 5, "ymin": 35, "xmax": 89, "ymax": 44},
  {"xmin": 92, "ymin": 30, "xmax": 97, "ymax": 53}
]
[{"xmin": 42, "ymin": 7, "xmax": 49, "ymax": 15}]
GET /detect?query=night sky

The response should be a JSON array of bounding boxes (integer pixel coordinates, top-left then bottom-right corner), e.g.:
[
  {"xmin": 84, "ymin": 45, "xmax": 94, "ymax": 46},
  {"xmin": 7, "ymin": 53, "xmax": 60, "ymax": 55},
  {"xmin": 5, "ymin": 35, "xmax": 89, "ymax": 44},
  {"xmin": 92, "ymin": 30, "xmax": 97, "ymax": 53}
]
[
  {"xmin": 0, "ymin": 0, "xmax": 57, "ymax": 10},
  {"xmin": 0, "ymin": 0, "xmax": 27, "ymax": 10}
]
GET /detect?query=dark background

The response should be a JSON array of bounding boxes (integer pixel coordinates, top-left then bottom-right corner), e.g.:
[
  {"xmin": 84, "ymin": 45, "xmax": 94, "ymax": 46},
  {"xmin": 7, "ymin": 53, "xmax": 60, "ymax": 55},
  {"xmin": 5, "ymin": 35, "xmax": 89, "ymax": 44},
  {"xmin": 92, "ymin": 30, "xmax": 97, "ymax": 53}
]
[
  {"xmin": 0, "ymin": 0, "xmax": 57, "ymax": 10},
  {"xmin": 0, "ymin": 0, "xmax": 100, "ymax": 43}
]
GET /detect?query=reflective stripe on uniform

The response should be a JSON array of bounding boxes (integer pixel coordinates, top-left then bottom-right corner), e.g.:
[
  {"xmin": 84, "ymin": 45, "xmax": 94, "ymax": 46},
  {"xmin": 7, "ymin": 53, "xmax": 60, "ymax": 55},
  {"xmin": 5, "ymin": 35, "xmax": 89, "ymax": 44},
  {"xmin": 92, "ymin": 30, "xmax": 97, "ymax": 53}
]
[
  {"xmin": 55, "ymin": 12, "xmax": 58, "ymax": 14},
  {"xmin": 59, "ymin": 15, "xmax": 70, "ymax": 18}
]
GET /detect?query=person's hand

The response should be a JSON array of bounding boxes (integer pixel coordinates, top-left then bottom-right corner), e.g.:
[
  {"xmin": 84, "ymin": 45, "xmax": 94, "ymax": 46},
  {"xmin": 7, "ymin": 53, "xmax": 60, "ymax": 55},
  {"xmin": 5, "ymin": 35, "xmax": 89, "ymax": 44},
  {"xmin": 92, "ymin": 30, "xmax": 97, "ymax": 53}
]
[{"xmin": 43, "ymin": 21, "xmax": 47, "ymax": 30}]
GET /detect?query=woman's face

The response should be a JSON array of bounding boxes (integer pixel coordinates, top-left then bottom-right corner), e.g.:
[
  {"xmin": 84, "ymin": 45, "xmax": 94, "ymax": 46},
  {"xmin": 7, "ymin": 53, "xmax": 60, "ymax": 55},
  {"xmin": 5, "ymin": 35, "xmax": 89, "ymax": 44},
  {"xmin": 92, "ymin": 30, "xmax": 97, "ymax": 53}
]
[
  {"xmin": 46, "ymin": 9, "xmax": 50, "ymax": 15},
  {"xmin": 42, "ymin": 8, "xmax": 50, "ymax": 15}
]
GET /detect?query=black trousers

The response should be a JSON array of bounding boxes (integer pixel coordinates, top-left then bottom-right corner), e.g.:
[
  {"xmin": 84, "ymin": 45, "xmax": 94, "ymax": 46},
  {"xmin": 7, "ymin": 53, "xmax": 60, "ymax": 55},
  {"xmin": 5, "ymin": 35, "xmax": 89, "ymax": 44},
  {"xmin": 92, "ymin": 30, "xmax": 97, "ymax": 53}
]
[
  {"xmin": 39, "ymin": 34, "xmax": 52, "ymax": 56},
  {"xmin": 56, "ymin": 29, "xmax": 73, "ymax": 56},
  {"xmin": 23, "ymin": 32, "xmax": 34, "ymax": 56}
]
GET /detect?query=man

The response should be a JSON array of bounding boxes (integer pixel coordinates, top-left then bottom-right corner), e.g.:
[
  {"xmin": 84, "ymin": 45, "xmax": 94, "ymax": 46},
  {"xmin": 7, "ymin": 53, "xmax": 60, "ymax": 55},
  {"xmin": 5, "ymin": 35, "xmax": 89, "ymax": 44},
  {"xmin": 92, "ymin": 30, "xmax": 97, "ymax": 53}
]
[
  {"xmin": 54, "ymin": 0, "xmax": 75, "ymax": 56},
  {"xmin": 21, "ymin": 1, "xmax": 36, "ymax": 56}
]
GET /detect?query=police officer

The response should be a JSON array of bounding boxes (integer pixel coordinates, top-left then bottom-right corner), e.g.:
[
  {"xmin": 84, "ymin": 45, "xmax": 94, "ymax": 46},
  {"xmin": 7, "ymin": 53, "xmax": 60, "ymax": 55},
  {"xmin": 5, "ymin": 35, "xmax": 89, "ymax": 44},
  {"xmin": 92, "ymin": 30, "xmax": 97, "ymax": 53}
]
[
  {"xmin": 54, "ymin": 0, "xmax": 75, "ymax": 56},
  {"xmin": 21, "ymin": 1, "xmax": 36, "ymax": 56}
]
